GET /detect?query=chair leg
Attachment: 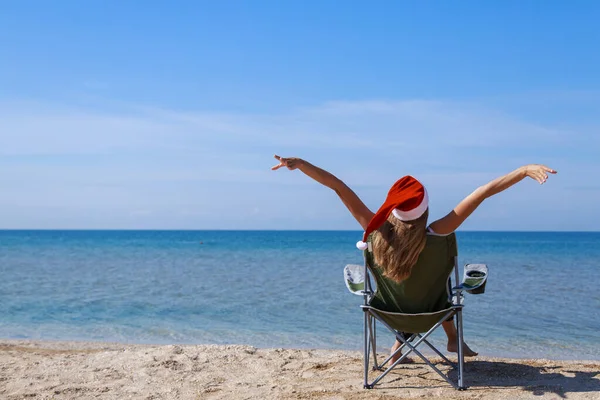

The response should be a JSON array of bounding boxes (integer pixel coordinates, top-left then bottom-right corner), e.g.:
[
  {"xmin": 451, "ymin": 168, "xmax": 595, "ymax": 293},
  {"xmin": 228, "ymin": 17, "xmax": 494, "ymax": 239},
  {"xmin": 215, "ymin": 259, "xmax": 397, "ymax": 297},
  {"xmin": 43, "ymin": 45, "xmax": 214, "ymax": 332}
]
[
  {"xmin": 367, "ymin": 315, "xmax": 380, "ymax": 370},
  {"xmin": 363, "ymin": 310, "xmax": 373, "ymax": 389},
  {"xmin": 368, "ymin": 312, "xmax": 460, "ymax": 390},
  {"xmin": 372, "ymin": 317, "xmax": 379, "ymax": 369},
  {"xmin": 456, "ymin": 309, "xmax": 467, "ymax": 390}
]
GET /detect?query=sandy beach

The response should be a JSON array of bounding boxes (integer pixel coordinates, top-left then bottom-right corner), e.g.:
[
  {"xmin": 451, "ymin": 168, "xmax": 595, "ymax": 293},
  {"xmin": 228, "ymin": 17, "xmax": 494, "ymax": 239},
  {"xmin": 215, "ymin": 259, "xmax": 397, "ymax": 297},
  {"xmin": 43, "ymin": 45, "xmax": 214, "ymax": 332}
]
[{"xmin": 0, "ymin": 340, "xmax": 598, "ymax": 399}]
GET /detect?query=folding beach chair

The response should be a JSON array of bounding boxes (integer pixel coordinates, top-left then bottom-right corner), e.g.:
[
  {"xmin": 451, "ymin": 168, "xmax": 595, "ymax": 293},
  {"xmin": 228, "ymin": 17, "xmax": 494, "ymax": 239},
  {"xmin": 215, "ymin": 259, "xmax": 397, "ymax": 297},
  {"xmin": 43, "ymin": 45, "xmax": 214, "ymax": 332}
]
[{"xmin": 344, "ymin": 233, "xmax": 488, "ymax": 390}]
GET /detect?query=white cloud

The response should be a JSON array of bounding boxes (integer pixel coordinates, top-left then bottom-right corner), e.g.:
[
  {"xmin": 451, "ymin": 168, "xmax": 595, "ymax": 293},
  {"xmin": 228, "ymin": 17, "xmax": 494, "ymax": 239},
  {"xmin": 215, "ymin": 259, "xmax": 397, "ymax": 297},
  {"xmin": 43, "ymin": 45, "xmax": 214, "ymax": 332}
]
[
  {"xmin": 0, "ymin": 96, "xmax": 597, "ymax": 229},
  {"xmin": 0, "ymin": 98, "xmax": 569, "ymax": 156}
]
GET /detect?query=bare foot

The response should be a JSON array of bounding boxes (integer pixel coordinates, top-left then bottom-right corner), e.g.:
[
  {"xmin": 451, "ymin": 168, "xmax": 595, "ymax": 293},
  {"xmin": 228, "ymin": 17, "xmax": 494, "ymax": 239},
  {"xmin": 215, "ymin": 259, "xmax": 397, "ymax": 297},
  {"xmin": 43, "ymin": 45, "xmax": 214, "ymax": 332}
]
[
  {"xmin": 390, "ymin": 342, "xmax": 414, "ymax": 364},
  {"xmin": 447, "ymin": 341, "xmax": 478, "ymax": 357},
  {"xmin": 390, "ymin": 351, "xmax": 414, "ymax": 364}
]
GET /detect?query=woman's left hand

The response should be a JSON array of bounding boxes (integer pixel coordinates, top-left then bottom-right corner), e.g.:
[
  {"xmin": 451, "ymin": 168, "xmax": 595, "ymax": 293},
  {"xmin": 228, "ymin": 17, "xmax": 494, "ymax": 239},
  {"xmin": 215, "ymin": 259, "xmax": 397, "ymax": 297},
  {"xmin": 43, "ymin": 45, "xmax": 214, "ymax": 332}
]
[{"xmin": 271, "ymin": 155, "xmax": 303, "ymax": 171}]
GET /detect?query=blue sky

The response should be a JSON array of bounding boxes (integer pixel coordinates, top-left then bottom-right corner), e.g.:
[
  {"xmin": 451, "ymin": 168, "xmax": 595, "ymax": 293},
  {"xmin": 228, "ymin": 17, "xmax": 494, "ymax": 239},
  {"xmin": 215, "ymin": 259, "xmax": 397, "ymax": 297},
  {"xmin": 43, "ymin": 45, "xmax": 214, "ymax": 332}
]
[{"xmin": 1, "ymin": 1, "xmax": 599, "ymax": 230}]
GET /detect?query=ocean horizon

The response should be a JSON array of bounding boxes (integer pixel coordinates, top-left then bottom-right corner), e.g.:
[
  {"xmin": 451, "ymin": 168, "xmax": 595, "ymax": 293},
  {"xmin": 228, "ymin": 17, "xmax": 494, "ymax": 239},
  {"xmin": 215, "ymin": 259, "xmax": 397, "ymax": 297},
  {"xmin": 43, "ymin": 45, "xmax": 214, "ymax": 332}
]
[
  {"xmin": 1, "ymin": 229, "xmax": 599, "ymax": 361},
  {"xmin": 2, "ymin": 229, "xmax": 598, "ymax": 232}
]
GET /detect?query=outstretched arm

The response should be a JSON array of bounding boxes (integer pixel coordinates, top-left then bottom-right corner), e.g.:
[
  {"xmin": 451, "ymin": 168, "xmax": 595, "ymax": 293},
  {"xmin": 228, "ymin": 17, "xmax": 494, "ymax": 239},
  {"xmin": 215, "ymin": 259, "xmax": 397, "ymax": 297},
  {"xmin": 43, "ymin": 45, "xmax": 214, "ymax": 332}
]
[
  {"xmin": 429, "ymin": 164, "xmax": 557, "ymax": 235},
  {"xmin": 271, "ymin": 155, "xmax": 374, "ymax": 229}
]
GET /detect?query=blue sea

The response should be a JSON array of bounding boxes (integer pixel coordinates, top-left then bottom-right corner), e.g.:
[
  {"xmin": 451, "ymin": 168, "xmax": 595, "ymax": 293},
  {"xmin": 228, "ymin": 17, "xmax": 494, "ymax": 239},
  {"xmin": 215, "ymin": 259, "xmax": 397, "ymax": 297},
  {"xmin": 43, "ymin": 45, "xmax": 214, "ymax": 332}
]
[{"xmin": 0, "ymin": 230, "xmax": 598, "ymax": 360}]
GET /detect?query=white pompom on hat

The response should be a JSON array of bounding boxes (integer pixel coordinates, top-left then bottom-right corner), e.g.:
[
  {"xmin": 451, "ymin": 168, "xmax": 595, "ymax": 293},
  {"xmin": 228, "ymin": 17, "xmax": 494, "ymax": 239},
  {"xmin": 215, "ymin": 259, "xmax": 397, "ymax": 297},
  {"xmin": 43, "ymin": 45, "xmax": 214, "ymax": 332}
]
[{"xmin": 356, "ymin": 175, "xmax": 428, "ymax": 250}]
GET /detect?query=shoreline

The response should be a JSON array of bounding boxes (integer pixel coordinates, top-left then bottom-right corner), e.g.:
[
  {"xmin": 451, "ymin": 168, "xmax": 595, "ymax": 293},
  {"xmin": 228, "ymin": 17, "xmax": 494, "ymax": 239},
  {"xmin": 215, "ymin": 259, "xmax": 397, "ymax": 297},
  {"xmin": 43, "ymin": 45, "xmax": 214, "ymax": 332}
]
[
  {"xmin": 1, "ymin": 339, "xmax": 599, "ymax": 399},
  {"xmin": 1, "ymin": 337, "xmax": 598, "ymax": 364},
  {"xmin": 2, "ymin": 336, "xmax": 597, "ymax": 363}
]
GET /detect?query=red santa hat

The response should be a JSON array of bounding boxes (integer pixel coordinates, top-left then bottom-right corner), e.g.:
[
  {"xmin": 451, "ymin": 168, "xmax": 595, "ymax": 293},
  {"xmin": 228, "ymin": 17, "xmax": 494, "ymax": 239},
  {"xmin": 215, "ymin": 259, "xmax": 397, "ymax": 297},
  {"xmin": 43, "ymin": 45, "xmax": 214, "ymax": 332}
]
[{"xmin": 356, "ymin": 176, "xmax": 429, "ymax": 250}]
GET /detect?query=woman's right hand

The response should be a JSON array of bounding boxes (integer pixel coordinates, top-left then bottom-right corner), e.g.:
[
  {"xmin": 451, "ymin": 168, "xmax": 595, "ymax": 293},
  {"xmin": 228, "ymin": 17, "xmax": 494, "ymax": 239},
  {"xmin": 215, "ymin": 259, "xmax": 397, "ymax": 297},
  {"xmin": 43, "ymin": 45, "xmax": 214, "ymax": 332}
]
[
  {"xmin": 523, "ymin": 164, "xmax": 557, "ymax": 184},
  {"xmin": 429, "ymin": 164, "xmax": 558, "ymax": 235}
]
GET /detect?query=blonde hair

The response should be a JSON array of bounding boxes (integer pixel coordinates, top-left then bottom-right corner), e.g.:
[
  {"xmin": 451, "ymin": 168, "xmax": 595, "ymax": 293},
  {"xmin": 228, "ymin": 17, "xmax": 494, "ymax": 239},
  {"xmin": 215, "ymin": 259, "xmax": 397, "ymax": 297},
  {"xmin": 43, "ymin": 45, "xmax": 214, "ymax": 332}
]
[{"xmin": 371, "ymin": 209, "xmax": 429, "ymax": 282}]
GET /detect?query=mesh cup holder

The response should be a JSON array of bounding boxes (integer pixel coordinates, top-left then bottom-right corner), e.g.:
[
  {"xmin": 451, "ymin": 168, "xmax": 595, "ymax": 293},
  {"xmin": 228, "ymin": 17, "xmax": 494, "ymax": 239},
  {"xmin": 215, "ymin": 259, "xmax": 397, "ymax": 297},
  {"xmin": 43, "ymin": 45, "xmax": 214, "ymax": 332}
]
[{"xmin": 463, "ymin": 264, "xmax": 488, "ymax": 294}]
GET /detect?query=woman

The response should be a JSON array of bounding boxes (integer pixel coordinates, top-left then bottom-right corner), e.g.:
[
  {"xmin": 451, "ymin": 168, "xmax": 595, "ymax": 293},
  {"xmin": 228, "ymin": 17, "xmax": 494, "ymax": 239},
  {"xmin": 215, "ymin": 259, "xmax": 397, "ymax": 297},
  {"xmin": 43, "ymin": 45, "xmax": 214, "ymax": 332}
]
[{"xmin": 272, "ymin": 154, "xmax": 556, "ymax": 360}]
